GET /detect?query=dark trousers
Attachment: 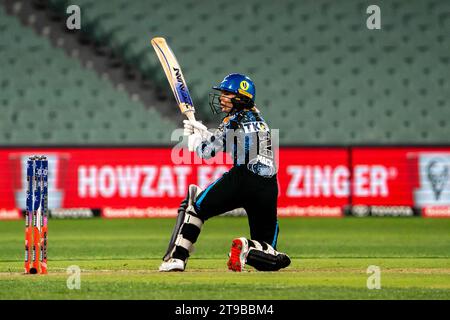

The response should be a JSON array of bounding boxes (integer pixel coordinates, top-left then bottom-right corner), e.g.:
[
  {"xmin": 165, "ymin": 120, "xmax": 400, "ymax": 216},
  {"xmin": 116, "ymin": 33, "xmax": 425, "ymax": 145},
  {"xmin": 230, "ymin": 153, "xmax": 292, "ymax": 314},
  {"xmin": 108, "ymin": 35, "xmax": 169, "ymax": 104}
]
[{"xmin": 194, "ymin": 165, "xmax": 280, "ymax": 248}]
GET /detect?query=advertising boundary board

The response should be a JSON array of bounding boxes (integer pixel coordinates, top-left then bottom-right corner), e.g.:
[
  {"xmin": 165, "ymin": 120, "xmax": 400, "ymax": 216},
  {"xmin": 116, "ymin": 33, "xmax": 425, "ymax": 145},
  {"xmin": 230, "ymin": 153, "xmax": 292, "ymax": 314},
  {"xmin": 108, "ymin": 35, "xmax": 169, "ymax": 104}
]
[{"xmin": 1, "ymin": 146, "xmax": 449, "ymax": 219}]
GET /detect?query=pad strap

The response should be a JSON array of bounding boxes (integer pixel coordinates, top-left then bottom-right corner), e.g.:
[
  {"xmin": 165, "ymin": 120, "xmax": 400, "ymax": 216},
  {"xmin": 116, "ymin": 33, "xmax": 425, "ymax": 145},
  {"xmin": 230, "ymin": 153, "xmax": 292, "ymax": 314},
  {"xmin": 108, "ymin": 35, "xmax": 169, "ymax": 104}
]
[
  {"xmin": 245, "ymin": 240, "xmax": 291, "ymax": 271},
  {"xmin": 184, "ymin": 212, "xmax": 203, "ymax": 229},
  {"xmin": 175, "ymin": 234, "xmax": 193, "ymax": 252}
]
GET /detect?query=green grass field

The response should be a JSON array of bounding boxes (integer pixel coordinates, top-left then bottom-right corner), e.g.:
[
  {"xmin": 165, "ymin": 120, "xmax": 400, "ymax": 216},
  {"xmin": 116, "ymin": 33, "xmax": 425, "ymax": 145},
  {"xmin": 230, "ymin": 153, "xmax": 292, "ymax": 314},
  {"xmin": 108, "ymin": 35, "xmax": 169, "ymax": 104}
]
[{"xmin": 0, "ymin": 217, "xmax": 449, "ymax": 299}]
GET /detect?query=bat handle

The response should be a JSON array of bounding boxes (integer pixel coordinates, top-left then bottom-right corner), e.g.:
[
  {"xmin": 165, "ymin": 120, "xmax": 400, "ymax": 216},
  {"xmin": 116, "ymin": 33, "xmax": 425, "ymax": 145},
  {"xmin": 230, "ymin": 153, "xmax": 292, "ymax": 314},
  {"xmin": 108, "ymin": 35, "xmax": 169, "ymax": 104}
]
[{"xmin": 185, "ymin": 111, "xmax": 196, "ymax": 121}]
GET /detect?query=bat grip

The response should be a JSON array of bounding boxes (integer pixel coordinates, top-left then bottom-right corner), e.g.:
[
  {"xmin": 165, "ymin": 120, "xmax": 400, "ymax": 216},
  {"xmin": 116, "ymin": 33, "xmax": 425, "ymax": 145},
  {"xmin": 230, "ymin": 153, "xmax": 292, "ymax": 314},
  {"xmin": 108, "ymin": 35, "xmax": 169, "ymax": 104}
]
[{"xmin": 185, "ymin": 111, "xmax": 196, "ymax": 121}]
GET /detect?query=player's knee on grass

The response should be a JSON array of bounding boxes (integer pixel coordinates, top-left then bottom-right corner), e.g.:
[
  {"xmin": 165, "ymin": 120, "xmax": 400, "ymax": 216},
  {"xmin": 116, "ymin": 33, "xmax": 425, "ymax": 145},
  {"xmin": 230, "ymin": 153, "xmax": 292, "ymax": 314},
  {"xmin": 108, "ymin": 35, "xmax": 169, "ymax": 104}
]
[
  {"xmin": 163, "ymin": 185, "xmax": 204, "ymax": 262},
  {"xmin": 246, "ymin": 239, "xmax": 291, "ymax": 271}
]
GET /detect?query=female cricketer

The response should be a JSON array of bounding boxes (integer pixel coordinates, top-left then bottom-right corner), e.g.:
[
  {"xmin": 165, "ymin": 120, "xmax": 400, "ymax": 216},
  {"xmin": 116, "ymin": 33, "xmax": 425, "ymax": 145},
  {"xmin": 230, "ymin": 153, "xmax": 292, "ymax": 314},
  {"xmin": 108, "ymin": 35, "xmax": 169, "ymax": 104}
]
[{"xmin": 159, "ymin": 73, "xmax": 291, "ymax": 272}]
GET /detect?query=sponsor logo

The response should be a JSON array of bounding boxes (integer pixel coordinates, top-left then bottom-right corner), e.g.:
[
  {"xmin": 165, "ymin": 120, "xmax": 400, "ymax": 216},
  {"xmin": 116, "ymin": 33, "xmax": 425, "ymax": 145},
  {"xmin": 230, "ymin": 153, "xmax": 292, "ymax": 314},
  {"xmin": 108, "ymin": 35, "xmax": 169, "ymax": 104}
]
[
  {"xmin": 370, "ymin": 206, "xmax": 414, "ymax": 217},
  {"xmin": 238, "ymin": 88, "xmax": 253, "ymax": 98},
  {"xmin": 413, "ymin": 153, "xmax": 450, "ymax": 206},
  {"xmin": 102, "ymin": 207, "xmax": 247, "ymax": 219},
  {"xmin": 9, "ymin": 153, "xmax": 69, "ymax": 211},
  {"xmin": 0, "ymin": 208, "xmax": 21, "ymax": 220},
  {"xmin": 278, "ymin": 206, "xmax": 343, "ymax": 217},
  {"xmin": 173, "ymin": 67, "xmax": 192, "ymax": 104},
  {"xmin": 422, "ymin": 206, "xmax": 450, "ymax": 218},
  {"xmin": 240, "ymin": 80, "xmax": 249, "ymax": 91},
  {"xmin": 242, "ymin": 121, "xmax": 269, "ymax": 133},
  {"xmin": 102, "ymin": 207, "xmax": 177, "ymax": 218},
  {"xmin": 350, "ymin": 205, "xmax": 414, "ymax": 217},
  {"xmin": 50, "ymin": 208, "xmax": 94, "ymax": 219},
  {"xmin": 427, "ymin": 159, "xmax": 449, "ymax": 200},
  {"xmin": 352, "ymin": 205, "xmax": 370, "ymax": 217},
  {"xmin": 287, "ymin": 165, "xmax": 396, "ymax": 198},
  {"xmin": 256, "ymin": 155, "xmax": 273, "ymax": 167},
  {"xmin": 78, "ymin": 165, "xmax": 192, "ymax": 198}
]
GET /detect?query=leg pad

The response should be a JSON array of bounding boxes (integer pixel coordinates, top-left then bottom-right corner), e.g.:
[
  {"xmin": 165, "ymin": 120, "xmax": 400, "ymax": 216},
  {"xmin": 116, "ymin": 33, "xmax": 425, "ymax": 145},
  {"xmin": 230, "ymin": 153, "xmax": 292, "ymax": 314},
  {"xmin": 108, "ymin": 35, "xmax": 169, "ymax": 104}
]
[
  {"xmin": 163, "ymin": 185, "xmax": 203, "ymax": 261},
  {"xmin": 245, "ymin": 241, "xmax": 291, "ymax": 271}
]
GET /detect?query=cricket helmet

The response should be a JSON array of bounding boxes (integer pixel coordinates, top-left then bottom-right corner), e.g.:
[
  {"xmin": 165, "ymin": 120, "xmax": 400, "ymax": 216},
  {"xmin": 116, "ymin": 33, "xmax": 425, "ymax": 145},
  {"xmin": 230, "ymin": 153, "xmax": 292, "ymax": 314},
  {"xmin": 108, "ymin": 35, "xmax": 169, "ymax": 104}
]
[{"xmin": 209, "ymin": 73, "xmax": 256, "ymax": 114}]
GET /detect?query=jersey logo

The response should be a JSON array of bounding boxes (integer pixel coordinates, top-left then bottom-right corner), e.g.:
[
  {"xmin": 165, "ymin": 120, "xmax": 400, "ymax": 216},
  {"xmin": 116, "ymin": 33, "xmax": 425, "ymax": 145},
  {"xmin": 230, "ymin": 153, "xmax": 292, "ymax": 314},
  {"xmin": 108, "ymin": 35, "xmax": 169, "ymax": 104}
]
[
  {"xmin": 222, "ymin": 116, "xmax": 230, "ymax": 124},
  {"xmin": 240, "ymin": 81, "xmax": 249, "ymax": 91},
  {"xmin": 238, "ymin": 81, "xmax": 253, "ymax": 98},
  {"xmin": 242, "ymin": 121, "xmax": 269, "ymax": 133}
]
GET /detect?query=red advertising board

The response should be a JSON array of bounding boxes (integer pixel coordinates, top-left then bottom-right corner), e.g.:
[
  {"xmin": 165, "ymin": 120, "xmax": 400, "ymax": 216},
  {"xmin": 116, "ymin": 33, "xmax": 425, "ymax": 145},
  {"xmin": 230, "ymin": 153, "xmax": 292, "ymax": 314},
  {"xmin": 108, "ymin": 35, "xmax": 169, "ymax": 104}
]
[
  {"xmin": 351, "ymin": 148, "xmax": 414, "ymax": 206},
  {"xmin": 1, "ymin": 147, "xmax": 449, "ymax": 219},
  {"xmin": 0, "ymin": 148, "xmax": 231, "ymax": 210},
  {"xmin": 276, "ymin": 148, "xmax": 348, "ymax": 217},
  {"xmin": 352, "ymin": 148, "xmax": 450, "ymax": 211}
]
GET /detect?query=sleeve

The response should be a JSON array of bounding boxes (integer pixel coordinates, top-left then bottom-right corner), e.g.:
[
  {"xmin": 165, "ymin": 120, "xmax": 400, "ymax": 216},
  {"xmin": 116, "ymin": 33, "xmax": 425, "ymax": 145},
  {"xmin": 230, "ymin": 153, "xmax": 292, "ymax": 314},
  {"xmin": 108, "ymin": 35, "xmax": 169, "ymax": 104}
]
[{"xmin": 195, "ymin": 117, "xmax": 239, "ymax": 159}]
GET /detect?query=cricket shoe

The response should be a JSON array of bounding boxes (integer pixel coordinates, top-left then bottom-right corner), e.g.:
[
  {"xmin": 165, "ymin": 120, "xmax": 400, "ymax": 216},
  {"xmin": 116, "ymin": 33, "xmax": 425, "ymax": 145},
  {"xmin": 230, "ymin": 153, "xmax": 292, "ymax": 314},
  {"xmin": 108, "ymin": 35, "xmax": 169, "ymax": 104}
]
[
  {"xmin": 158, "ymin": 258, "xmax": 185, "ymax": 272},
  {"xmin": 227, "ymin": 237, "xmax": 249, "ymax": 272}
]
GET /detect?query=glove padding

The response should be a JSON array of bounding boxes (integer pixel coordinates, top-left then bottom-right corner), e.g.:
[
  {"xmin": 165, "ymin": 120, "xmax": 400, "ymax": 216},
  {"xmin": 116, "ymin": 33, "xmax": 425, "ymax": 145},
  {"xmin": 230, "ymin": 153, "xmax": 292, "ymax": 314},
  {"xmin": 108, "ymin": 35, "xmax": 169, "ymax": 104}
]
[
  {"xmin": 183, "ymin": 120, "xmax": 208, "ymax": 136},
  {"xmin": 187, "ymin": 132, "xmax": 203, "ymax": 152},
  {"xmin": 183, "ymin": 120, "xmax": 212, "ymax": 152}
]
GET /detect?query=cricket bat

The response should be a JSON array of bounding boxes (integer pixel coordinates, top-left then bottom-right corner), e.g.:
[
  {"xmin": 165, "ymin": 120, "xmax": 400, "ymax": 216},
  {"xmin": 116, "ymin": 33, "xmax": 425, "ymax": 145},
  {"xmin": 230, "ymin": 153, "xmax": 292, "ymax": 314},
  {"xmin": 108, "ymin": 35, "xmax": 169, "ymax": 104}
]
[{"xmin": 151, "ymin": 37, "xmax": 196, "ymax": 121}]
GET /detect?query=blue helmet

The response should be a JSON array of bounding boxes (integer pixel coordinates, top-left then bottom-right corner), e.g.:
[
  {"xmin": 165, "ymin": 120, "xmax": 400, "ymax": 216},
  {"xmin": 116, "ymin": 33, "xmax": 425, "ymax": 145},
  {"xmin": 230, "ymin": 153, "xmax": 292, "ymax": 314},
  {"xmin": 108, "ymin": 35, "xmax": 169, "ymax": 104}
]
[
  {"xmin": 213, "ymin": 73, "xmax": 256, "ymax": 101},
  {"xmin": 209, "ymin": 73, "xmax": 256, "ymax": 114}
]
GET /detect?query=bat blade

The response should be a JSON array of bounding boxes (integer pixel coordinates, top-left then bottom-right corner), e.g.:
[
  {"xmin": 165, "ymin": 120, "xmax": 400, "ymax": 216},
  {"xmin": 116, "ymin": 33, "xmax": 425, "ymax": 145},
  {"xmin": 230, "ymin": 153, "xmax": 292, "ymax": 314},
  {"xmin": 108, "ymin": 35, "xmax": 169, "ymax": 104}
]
[{"xmin": 151, "ymin": 37, "xmax": 195, "ymax": 121}]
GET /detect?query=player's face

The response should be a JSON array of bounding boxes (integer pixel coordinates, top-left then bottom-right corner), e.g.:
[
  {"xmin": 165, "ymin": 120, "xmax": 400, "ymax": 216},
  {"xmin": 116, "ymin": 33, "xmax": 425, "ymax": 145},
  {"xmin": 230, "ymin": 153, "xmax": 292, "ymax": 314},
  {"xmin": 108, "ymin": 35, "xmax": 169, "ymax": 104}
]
[{"xmin": 220, "ymin": 91, "xmax": 236, "ymax": 113}]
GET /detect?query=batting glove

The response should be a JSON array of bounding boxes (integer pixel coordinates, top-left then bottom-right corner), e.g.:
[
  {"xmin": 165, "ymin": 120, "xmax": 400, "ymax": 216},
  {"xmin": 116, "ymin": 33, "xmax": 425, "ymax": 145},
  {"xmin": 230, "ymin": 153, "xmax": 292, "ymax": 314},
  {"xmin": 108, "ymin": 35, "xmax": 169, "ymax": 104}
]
[{"xmin": 187, "ymin": 132, "xmax": 203, "ymax": 152}]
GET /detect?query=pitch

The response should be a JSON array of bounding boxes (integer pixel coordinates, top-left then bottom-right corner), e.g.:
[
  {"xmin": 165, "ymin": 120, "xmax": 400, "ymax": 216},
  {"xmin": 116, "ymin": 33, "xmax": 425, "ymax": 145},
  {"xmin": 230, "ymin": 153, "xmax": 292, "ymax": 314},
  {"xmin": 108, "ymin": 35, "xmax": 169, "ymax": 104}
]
[{"xmin": 0, "ymin": 217, "xmax": 449, "ymax": 299}]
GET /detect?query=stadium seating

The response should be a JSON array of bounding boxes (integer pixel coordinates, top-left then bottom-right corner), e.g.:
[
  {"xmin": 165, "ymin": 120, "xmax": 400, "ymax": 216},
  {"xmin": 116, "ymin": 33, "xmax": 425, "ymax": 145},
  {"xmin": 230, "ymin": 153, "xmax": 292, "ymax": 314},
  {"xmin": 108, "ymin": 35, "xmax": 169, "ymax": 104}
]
[
  {"xmin": 3, "ymin": 0, "xmax": 450, "ymax": 145},
  {"xmin": 0, "ymin": 6, "xmax": 177, "ymax": 145}
]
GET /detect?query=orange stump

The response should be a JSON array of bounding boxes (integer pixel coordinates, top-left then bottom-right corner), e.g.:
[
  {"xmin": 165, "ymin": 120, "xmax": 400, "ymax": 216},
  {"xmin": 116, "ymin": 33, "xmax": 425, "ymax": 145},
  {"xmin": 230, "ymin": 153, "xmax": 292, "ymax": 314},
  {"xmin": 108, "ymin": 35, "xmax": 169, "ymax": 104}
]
[
  {"xmin": 24, "ymin": 156, "xmax": 48, "ymax": 275},
  {"xmin": 24, "ymin": 212, "xmax": 32, "ymax": 274}
]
